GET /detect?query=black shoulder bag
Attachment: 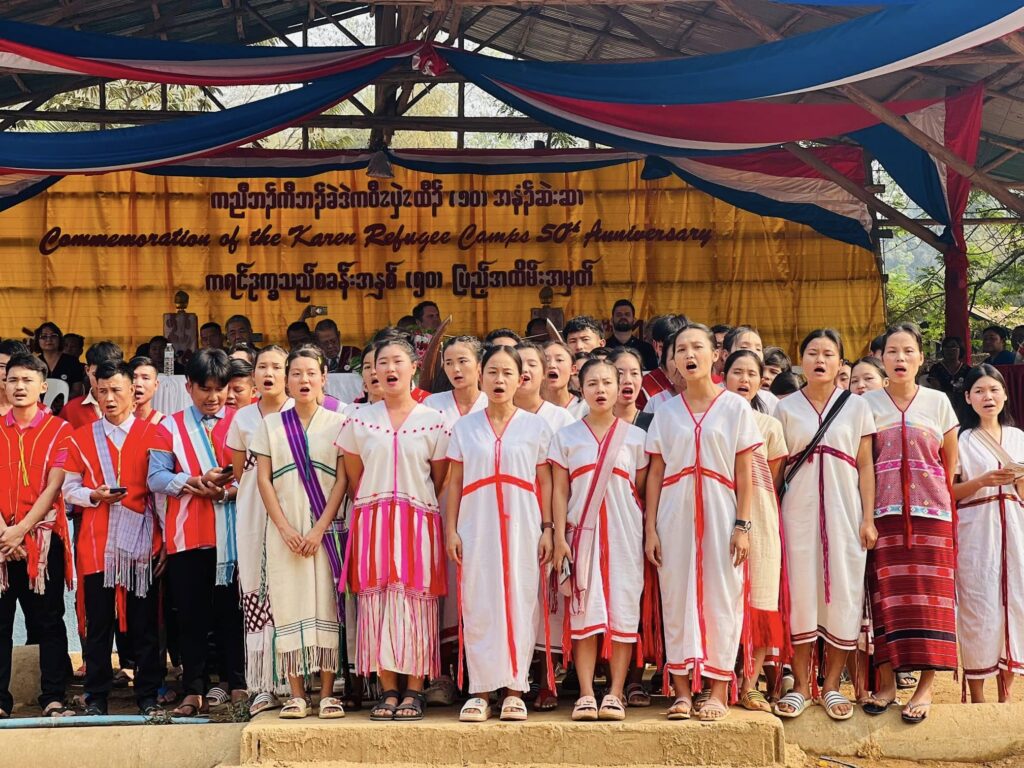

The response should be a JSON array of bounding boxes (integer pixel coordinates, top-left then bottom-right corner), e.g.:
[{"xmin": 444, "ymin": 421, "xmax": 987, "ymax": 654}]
[{"xmin": 779, "ymin": 389, "xmax": 853, "ymax": 498}]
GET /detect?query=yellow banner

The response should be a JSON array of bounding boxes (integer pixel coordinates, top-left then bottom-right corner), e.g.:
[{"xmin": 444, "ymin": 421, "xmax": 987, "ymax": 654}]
[{"xmin": 1, "ymin": 163, "xmax": 883, "ymax": 357}]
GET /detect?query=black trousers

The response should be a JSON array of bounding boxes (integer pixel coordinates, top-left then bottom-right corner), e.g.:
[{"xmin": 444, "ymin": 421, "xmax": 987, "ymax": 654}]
[
  {"xmin": 82, "ymin": 571, "xmax": 162, "ymax": 705},
  {"xmin": 0, "ymin": 537, "xmax": 68, "ymax": 713},
  {"xmin": 164, "ymin": 548, "xmax": 244, "ymax": 697}
]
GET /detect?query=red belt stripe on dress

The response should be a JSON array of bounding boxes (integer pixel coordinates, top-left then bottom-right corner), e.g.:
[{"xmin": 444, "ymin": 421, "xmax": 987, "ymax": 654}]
[
  {"xmin": 785, "ymin": 444, "xmax": 855, "ymax": 604},
  {"xmin": 960, "ymin": 491, "xmax": 1020, "ymax": 674},
  {"xmin": 570, "ymin": 463, "xmax": 642, "ymax": 508}
]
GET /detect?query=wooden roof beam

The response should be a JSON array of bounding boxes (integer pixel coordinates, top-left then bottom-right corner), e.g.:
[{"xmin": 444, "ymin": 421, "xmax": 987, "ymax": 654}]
[{"xmin": 785, "ymin": 142, "xmax": 948, "ymax": 253}]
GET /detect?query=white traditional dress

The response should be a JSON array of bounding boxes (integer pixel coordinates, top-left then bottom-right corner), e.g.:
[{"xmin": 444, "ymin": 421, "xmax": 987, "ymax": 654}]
[
  {"xmin": 448, "ymin": 409, "xmax": 550, "ymax": 693},
  {"xmin": 251, "ymin": 407, "xmax": 344, "ymax": 681},
  {"xmin": 775, "ymin": 389, "xmax": 875, "ymax": 650},
  {"xmin": 336, "ymin": 402, "xmax": 450, "ymax": 678},
  {"xmin": 524, "ymin": 399, "xmax": 577, "ymax": 654},
  {"xmin": 957, "ymin": 426, "xmax": 1024, "ymax": 680},
  {"xmin": 642, "ymin": 390, "xmax": 674, "ymax": 414},
  {"xmin": 548, "ymin": 419, "xmax": 647, "ymax": 658},
  {"xmin": 226, "ymin": 399, "xmax": 294, "ymax": 692},
  {"xmin": 424, "ymin": 390, "xmax": 488, "ymax": 650},
  {"xmin": 646, "ymin": 391, "xmax": 762, "ymax": 685}
]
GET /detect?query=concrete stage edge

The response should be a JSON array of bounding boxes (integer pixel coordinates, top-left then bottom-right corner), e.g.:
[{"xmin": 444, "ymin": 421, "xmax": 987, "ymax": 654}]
[{"xmin": 5, "ymin": 704, "xmax": 1024, "ymax": 768}]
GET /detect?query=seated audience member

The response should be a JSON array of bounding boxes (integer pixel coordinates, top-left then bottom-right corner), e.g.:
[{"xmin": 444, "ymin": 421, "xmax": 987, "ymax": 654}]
[
  {"xmin": 226, "ymin": 359, "xmax": 256, "ymax": 409},
  {"xmin": 315, "ymin": 319, "xmax": 360, "ymax": 373},
  {"xmin": 35, "ymin": 322, "xmax": 85, "ymax": 399},
  {"xmin": 485, "ymin": 328, "xmax": 523, "ymax": 347},
  {"xmin": 928, "ymin": 336, "xmax": 969, "ymax": 414},
  {"xmin": 228, "ymin": 343, "xmax": 257, "ymax": 365},
  {"xmin": 62, "ymin": 360, "xmax": 166, "ymax": 717},
  {"xmin": 605, "ymin": 299, "xmax": 658, "ymax": 370},
  {"xmin": 769, "ymin": 369, "xmax": 804, "ymax": 397},
  {"xmin": 563, "ymin": 316, "xmax": 605, "ymax": 355},
  {"xmin": 225, "ymin": 315, "xmax": 255, "ymax": 347},
  {"xmin": 62, "ymin": 333, "xmax": 85, "ymax": 363},
  {"xmin": 397, "ymin": 315, "xmax": 418, "ymax": 333},
  {"xmin": 148, "ymin": 349, "xmax": 245, "ymax": 716},
  {"xmin": 0, "ymin": 340, "xmax": 30, "ymax": 417},
  {"xmin": 286, "ymin": 322, "xmax": 313, "ymax": 352},
  {"xmin": 762, "ymin": 347, "xmax": 791, "ymax": 391},
  {"xmin": 982, "ymin": 325, "xmax": 1016, "ymax": 365},
  {"xmin": 63, "ymin": 341, "xmax": 124, "ymax": 429},
  {"xmin": 200, "ymin": 322, "xmax": 225, "ymax": 351},
  {"xmin": 524, "ymin": 317, "xmax": 549, "ymax": 341},
  {"xmin": 149, "ymin": 336, "xmax": 184, "ymax": 375},
  {"xmin": 129, "ymin": 356, "xmax": 163, "ymax": 424},
  {"xmin": 0, "ymin": 353, "xmax": 75, "ymax": 718},
  {"xmin": 638, "ymin": 314, "xmax": 686, "ymax": 409}
]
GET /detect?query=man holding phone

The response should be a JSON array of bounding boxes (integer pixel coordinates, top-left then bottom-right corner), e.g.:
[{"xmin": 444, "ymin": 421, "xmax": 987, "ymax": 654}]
[
  {"xmin": 147, "ymin": 349, "xmax": 243, "ymax": 717},
  {"xmin": 63, "ymin": 360, "xmax": 166, "ymax": 716}
]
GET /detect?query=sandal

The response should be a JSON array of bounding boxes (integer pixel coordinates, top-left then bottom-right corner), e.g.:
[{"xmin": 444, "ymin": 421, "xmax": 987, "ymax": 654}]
[
  {"xmin": 901, "ymin": 700, "xmax": 931, "ymax": 724},
  {"xmin": 205, "ymin": 686, "xmax": 230, "ymax": 708},
  {"xmin": 862, "ymin": 695, "xmax": 898, "ymax": 716},
  {"xmin": 740, "ymin": 689, "xmax": 771, "ymax": 713},
  {"xmin": 319, "ymin": 696, "xmax": 346, "ymax": 720},
  {"xmin": 666, "ymin": 696, "xmax": 691, "ymax": 720},
  {"xmin": 598, "ymin": 694, "xmax": 626, "ymax": 721},
  {"xmin": 171, "ymin": 696, "xmax": 208, "ymax": 718},
  {"xmin": 571, "ymin": 695, "xmax": 599, "ymax": 722},
  {"xmin": 424, "ymin": 676, "xmax": 457, "ymax": 706},
  {"xmin": 279, "ymin": 697, "xmax": 310, "ymax": 719},
  {"xmin": 393, "ymin": 690, "xmax": 426, "ymax": 721},
  {"xmin": 500, "ymin": 695, "xmax": 529, "ymax": 721},
  {"xmin": 249, "ymin": 692, "xmax": 280, "ymax": 717},
  {"xmin": 370, "ymin": 690, "xmax": 401, "ymax": 722},
  {"xmin": 822, "ymin": 690, "xmax": 854, "ymax": 721},
  {"xmin": 696, "ymin": 697, "xmax": 729, "ymax": 722},
  {"xmin": 693, "ymin": 688, "xmax": 711, "ymax": 713},
  {"xmin": 459, "ymin": 697, "xmax": 492, "ymax": 723},
  {"xmin": 773, "ymin": 691, "xmax": 808, "ymax": 719},
  {"xmin": 157, "ymin": 685, "xmax": 179, "ymax": 706},
  {"xmin": 896, "ymin": 672, "xmax": 918, "ymax": 690},
  {"xmin": 624, "ymin": 682, "xmax": 651, "ymax": 708},
  {"xmin": 533, "ymin": 687, "xmax": 559, "ymax": 712}
]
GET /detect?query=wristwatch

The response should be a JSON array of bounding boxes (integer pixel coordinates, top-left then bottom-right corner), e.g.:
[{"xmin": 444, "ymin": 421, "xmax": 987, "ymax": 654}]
[
  {"xmin": 733, "ymin": 519, "xmax": 752, "ymax": 533},
  {"xmin": 541, "ymin": 522, "xmax": 554, "ymax": 531}
]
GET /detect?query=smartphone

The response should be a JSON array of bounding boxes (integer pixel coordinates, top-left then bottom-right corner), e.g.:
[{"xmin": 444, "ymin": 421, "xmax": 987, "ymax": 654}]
[
  {"xmin": 311, "ymin": 305, "xmax": 328, "ymax": 316},
  {"xmin": 219, "ymin": 464, "xmax": 233, "ymax": 474},
  {"xmin": 108, "ymin": 487, "xmax": 128, "ymax": 495},
  {"xmin": 558, "ymin": 557, "xmax": 573, "ymax": 585}
]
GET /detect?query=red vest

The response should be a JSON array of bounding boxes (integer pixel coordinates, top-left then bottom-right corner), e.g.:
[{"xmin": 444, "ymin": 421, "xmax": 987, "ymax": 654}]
[{"xmin": 65, "ymin": 419, "xmax": 164, "ymax": 577}]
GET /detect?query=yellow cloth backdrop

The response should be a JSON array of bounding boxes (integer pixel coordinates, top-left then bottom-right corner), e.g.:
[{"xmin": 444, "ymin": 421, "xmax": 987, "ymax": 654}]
[{"xmin": 0, "ymin": 163, "xmax": 883, "ymax": 357}]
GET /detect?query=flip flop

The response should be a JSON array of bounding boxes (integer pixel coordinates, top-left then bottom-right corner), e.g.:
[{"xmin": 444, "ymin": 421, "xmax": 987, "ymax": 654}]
[
  {"xmin": 459, "ymin": 697, "xmax": 492, "ymax": 723},
  {"xmin": 901, "ymin": 701, "xmax": 931, "ymax": 724},
  {"xmin": 666, "ymin": 696, "xmax": 692, "ymax": 720},
  {"xmin": 822, "ymin": 690, "xmax": 855, "ymax": 721},
  {"xmin": 500, "ymin": 695, "xmax": 529, "ymax": 722},
  {"xmin": 862, "ymin": 695, "xmax": 898, "ymax": 716},
  {"xmin": 773, "ymin": 691, "xmax": 808, "ymax": 718}
]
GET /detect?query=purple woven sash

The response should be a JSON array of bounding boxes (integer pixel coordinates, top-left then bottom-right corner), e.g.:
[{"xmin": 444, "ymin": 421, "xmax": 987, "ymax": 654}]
[{"xmin": 281, "ymin": 409, "xmax": 345, "ymax": 617}]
